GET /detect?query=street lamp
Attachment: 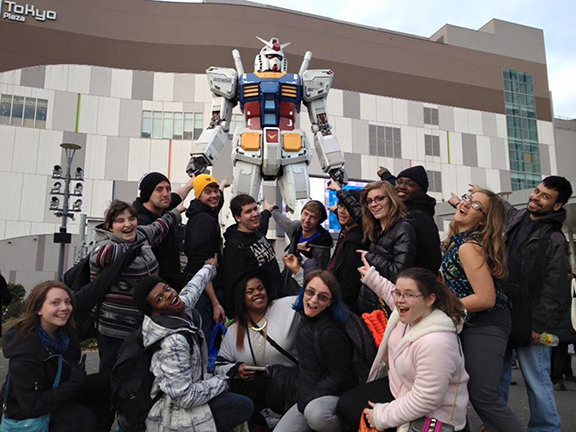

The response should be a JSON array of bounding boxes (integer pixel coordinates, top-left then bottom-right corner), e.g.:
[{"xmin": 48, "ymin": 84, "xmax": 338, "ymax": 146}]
[{"xmin": 49, "ymin": 143, "xmax": 84, "ymax": 280}]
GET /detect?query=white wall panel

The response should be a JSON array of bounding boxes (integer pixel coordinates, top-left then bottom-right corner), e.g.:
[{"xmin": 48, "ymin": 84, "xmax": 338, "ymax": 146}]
[
  {"xmin": 127, "ymin": 138, "xmax": 151, "ymax": 181},
  {"xmin": 12, "ymin": 128, "xmax": 40, "ymax": 174},
  {"xmin": 170, "ymin": 141, "xmax": 193, "ymax": 184},
  {"xmin": 163, "ymin": 102, "xmax": 184, "ymax": 113},
  {"xmin": 327, "ymin": 89, "xmax": 343, "ymax": 117},
  {"xmin": 392, "ymin": 99, "xmax": 408, "ymax": 125},
  {"xmin": 376, "ymin": 96, "xmax": 393, "ymax": 124},
  {"xmin": 36, "ymin": 130, "xmax": 64, "ymax": 176},
  {"xmin": 334, "ymin": 117, "xmax": 352, "ymax": 153},
  {"xmin": 153, "ymin": 73, "xmax": 175, "ymax": 102},
  {"xmin": 477, "ymin": 136, "xmax": 492, "ymax": 168},
  {"xmin": 149, "ymin": 139, "xmax": 170, "ymax": 175},
  {"xmin": 85, "ymin": 135, "xmax": 107, "ymax": 180},
  {"xmin": 45, "ymin": 65, "xmax": 69, "ymax": 91},
  {"xmin": 67, "ymin": 65, "xmax": 91, "ymax": 94},
  {"xmin": 142, "ymin": 100, "xmax": 163, "ymax": 111},
  {"xmin": 0, "ymin": 172, "xmax": 23, "ymax": 220},
  {"xmin": 194, "ymin": 74, "xmax": 212, "ymax": 103},
  {"xmin": 91, "ymin": 180, "xmax": 114, "ymax": 218},
  {"xmin": 30, "ymin": 222, "xmax": 57, "ymax": 236},
  {"xmin": 30, "ymin": 87, "xmax": 54, "ymax": 100},
  {"xmin": 360, "ymin": 154, "xmax": 377, "ymax": 181},
  {"xmin": 19, "ymin": 175, "xmax": 47, "ymax": 222},
  {"xmin": 548, "ymin": 145, "xmax": 558, "ymax": 174},
  {"xmin": 467, "ymin": 110, "xmax": 483, "ymax": 136},
  {"xmin": 453, "ymin": 108, "xmax": 469, "ymax": 133},
  {"xmin": 0, "ymin": 220, "xmax": 6, "ymax": 241},
  {"xmin": 537, "ymin": 120, "xmax": 554, "ymax": 145},
  {"xmin": 415, "ymin": 129, "xmax": 426, "ymax": 161},
  {"xmin": 359, "ymin": 93, "xmax": 377, "ymax": 122},
  {"xmin": 0, "ymin": 127, "xmax": 15, "ymax": 172},
  {"xmin": 495, "ymin": 114, "xmax": 507, "ymax": 139},
  {"xmin": 448, "ymin": 132, "xmax": 463, "ymax": 166},
  {"xmin": 78, "ymin": 94, "xmax": 99, "ymax": 134},
  {"xmin": 96, "ymin": 97, "xmax": 121, "ymax": 136},
  {"xmin": 400, "ymin": 126, "xmax": 418, "ymax": 160},
  {"xmin": 455, "ymin": 165, "xmax": 472, "ymax": 193},
  {"xmin": 5, "ymin": 221, "xmax": 31, "ymax": 239},
  {"xmin": 439, "ymin": 133, "xmax": 449, "ymax": 164},
  {"xmin": 110, "ymin": 69, "xmax": 133, "ymax": 99},
  {"xmin": 485, "ymin": 168, "xmax": 501, "ymax": 193},
  {"xmin": 0, "ymin": 69, "xmax": 21, "ymax": 85},
  {"xmin": 10, "ymin": 83, "xmax": 32, "ymax": 97}
]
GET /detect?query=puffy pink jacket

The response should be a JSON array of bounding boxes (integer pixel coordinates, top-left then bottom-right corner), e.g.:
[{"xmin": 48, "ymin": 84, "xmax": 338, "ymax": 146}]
[{"xmin": 363, "ymin": 267, "xmax": 469, "ymax": 432}]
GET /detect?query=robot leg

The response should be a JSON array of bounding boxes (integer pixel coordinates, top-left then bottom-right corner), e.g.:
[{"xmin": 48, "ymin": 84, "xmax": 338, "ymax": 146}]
[
  {"xmin": 232, "ymin": 159, "xmax": 262, "ymax": 201},
  {"xmin": 278, "ymin": 161, "xmax": 310, "ymax": 215}
]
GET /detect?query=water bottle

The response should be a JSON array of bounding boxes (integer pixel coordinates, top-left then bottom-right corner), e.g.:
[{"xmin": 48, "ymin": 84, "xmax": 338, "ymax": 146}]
[{"xmin": 539, "ymin": 333, "xmax": 560, "ymax": 347}]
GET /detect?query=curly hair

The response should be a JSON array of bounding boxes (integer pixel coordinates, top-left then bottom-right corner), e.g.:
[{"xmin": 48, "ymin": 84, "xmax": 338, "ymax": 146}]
[{"xmin": 360, "ymin": 181, "xmax": 406, "ymax": 242}]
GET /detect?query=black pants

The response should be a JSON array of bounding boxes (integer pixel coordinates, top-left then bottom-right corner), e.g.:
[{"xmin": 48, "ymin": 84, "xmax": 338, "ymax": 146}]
[
  {"xmin": 50, "ymin": 372, "xmax": 112, "ymax": 432},
  {"xmin": 336, "ymin": 377, "xmax": 395, "ymax": 432},
  {"xmin": 551, "ymin": 342, "xmax": 574, "ymax": 382}
]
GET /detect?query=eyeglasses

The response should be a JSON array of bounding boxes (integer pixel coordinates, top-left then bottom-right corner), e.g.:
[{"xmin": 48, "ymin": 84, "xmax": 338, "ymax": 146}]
[
  {"xmin": 304, "ymin": 288, "xmax": 332, "ymax": 303},
  {"xmin": 391, "ymin": 290, "xmax": 423, "ymax": 300},
  {"xmin": 365, "ymin": 195, "xmax": 387, "ymax": 207},
  {"xmin": 461, "ymin": 194, "xmax": 485, "ymax": 214},
  {"xmin": 245, "ymin": 286, "xmax": 266, "ymax": 296}
]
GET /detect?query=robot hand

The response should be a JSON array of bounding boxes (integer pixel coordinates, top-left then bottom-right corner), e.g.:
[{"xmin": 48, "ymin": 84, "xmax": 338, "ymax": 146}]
[
  {"xmin": 329, "ymin": 167, "xmax": 348, "ymax": 187},
  {"xmin": 186, "ymin": 156, "xmax": 210, "ymax": 177}
]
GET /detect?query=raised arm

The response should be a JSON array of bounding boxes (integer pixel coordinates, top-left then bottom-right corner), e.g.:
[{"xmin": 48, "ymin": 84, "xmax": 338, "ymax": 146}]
[{"xmin": 138, "ymin": 206, "xmax": 183, "ymax": 248}]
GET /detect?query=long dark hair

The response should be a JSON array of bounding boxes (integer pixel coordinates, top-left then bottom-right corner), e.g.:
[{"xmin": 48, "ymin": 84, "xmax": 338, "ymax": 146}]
[
  {"xmin": 15, "ymin": 281, "xmax": 76, "ymax": 337},
  {"xmin": 397, "ymin": 268, "xmax": 465, "ymax": 327},
  {"xmin": 292, "ymin": 270, "xmax": 349, "ymax": 323}
]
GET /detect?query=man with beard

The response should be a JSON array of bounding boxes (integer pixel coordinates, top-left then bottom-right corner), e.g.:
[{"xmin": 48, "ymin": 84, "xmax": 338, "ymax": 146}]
[{"xmin": 378, "ymin": 165, "xmax": 441, "ymax": 274}]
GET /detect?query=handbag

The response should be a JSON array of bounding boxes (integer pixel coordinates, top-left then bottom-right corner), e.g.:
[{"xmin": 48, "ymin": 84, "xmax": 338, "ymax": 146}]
[
  {"xmin": 359, "ymin": 413, "xmax": 378, "ymax": 432},
  {"xmin": 1, "ymin": 355, "xmax": 63, "ymax": 432}
]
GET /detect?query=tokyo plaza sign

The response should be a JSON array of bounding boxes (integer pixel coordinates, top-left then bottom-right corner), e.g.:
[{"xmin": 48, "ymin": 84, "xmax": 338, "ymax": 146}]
[{"xmin": 1, "ymin": 0, "xmax": 56, "ymax": 23}]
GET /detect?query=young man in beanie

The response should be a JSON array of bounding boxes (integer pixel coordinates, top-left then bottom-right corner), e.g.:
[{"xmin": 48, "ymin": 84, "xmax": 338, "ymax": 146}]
[
  {"xmin": 377, "ymin": 165, "xmax": 441, "ymax": 274},
  {"xmin": 133, "ymin": 172, "xmax": 195, "ymax": 289},
  {"xmin": 183, "ymin": 173, "xmax": 230, "ymax": 339},
  {"xmin": 132, "ymin": 258, "xmax": 253, "ymax": 431}
]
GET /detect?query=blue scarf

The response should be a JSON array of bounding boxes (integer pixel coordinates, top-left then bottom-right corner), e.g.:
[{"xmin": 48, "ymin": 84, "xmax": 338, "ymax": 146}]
[{"xmin": 37, "ymin": 326, "xmax": 70, "ymax": 354}]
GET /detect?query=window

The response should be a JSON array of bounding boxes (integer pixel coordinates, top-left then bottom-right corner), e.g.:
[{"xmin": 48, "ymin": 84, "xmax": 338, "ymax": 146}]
[
  {"xmin": 0, "ymin": 94, "xmax": 47, "ymax": 128},
  {"xmin": 141, "ymin": 111, "xmax": 151, "ymax": 138},
  {"xmin": 369, "ymin": 125, "xmax": 402, "ymax": 158},
  {"xmin": 162, "ymin": 112, "xmax": 173, "ymax": 139},
  {"xmin": 428, "ymin": 170, "xmax": 442, "ymax": 192},
  {"xmin": 141, "ymin": 110, "xmax": 204, "ymax": 140},
  {"xmin": 503, "ymin": 69, "xmax": 540, "ymax": 190},
  {"xmin": 424, "ymin": 107, "xmax": 439, "ymax": 126},
  {"xmin": 152, "ymin": 111, "xmax": 162, "ymax": 139},
  {"xmin": 183, "ymin": 113, "xmax": 194, "ymax": 140},
  {"xmin": 173, "ymin": 112, "xmax": 183, "ymax": 139},
  {"xmin": 425, "ymin": 135, "xmax": 440, "ymax": 157}
]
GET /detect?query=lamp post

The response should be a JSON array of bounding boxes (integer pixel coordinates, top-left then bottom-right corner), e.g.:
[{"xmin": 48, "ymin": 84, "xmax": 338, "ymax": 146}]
[{"xmin": 49, "ymin": 143, "xmax": 84, "ymax": 280}]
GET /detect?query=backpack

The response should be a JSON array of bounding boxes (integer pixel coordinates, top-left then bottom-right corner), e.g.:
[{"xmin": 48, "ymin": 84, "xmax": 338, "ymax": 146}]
[
  {"xmin": 314, "ymin": 312, "xmax": 377, "ymax": 385},
  {"xmin": 112, "ymin": 323, "xmax": 195, "ymax": 432},
  {"xmin": 63, "ymin": 257, "xmax": 99, "ymax": 341}
]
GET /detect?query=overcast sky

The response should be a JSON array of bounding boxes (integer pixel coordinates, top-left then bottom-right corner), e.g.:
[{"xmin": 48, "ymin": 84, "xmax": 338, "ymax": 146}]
[{"xmin": 162, "ymin": 0, "xmax": 576, "ymax": 119}]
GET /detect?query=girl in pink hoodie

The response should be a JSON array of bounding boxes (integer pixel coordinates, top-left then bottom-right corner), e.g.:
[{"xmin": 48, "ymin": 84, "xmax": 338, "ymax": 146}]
[{"xmin": 337, "ymin": 262, "xmax": 469, "ymax": 432}]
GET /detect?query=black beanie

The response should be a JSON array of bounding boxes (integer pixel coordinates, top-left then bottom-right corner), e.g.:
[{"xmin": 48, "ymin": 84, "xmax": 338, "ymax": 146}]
[
  {"xmin": 302, "ymin": 200, "xmax": 328, "ymax": 223},
  {"xmin": 133, "ymin": 276, "xmax": 165, "ymax": 315},
  {"xmin": 139, "ymin": 172, "xmax": 170, "ymax": 202},
  {"xmin": 397, "ymin": 165, "xmax": 429, "ymax": 192}
]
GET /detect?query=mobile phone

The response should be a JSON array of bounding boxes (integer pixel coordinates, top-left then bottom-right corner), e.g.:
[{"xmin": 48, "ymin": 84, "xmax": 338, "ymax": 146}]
[{"xmin": 243, "ymin": 365, "xmax": 268, "ymax": 373}]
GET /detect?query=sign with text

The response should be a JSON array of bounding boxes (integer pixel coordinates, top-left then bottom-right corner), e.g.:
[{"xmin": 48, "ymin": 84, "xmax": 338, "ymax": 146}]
[{"xmin": 1, "ymin": 0, "xmax": 56, "ymax": 23}]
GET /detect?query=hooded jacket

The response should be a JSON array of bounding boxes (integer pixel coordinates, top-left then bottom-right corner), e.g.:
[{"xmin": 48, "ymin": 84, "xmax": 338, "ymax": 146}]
[
  {"xmin": 362, "ymin": 267, "xmax": 469, "ymax": 432},
  {"xmin": 2, "ymin": 328, "xmax": 84, "ymax": 420},
  {"xmin": 504, "ymin": 203, "xmax": 572, "ymax": 336},
  {"xmin": 134, "ymin": 193, "xmax": 183, "ymax": 289},
  {"xmin": 221, "ymin": 210, "xmax": 281, "ymax": 316},
  {"xmin": 144, "ymin": 264, "xmax": 228, "ymax": 432},
  {"xmin": 89, "ymin": 208, "xmax": 181, "ymax": 339}
]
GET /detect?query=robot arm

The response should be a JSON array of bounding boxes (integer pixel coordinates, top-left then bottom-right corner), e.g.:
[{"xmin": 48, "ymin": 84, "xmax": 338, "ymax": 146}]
[
  {"xmin": 302, "ymin": 70, "xmax": 348, "ymax": 186},
  {"xmin": 186, "ymin": 67, "xmax": 238, "ymax": 177}
]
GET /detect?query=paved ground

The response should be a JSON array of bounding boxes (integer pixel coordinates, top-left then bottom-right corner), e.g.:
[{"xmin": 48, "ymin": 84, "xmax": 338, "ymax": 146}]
[{"xmin": 0, "ymin": 351, "xmax": 574, "ymax": 431}]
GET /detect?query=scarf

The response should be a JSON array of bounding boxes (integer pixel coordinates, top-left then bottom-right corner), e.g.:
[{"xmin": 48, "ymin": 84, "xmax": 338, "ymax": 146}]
[{"xmin": 37, "ymin": 326, "xmax": 70, "ymax": 354}]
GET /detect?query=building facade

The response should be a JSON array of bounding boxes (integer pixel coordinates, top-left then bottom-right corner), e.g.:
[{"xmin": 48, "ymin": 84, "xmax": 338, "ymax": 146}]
[{"xmin": 0, "ymin": 0, "xmax": 572, "ymax": 287}]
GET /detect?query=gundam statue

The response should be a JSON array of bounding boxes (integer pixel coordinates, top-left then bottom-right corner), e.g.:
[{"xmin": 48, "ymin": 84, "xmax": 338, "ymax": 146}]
[{"xmin": 186, "ymin": 37, "xmax": 348, "ymax": 211}]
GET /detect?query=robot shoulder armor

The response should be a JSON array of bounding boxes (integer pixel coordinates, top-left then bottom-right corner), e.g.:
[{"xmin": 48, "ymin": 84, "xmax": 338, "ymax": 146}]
[
  {"xmin": 302, "ymin": 69, "xmax": 334, "ymax": 102},
  {"xmin": 206, "ymin": 67, "xmax": 238, "ymax": 99}
]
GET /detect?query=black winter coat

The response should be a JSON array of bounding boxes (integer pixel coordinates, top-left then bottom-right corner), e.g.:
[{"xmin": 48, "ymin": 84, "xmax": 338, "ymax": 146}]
[
  {"xmin": 0, "ymin": 274, "xmax": 12, "ymax": 336},
  {"xmin": 133, "ymin": 193, "xmax": 183, "ymax": 289},
  {"xmin": 2, "ymin": 328, "xmax": 84, "ymax": 420},
  {"xmin": 405, "ymin": 196, "xmax": 442, "ymax": 274},
  {"xmin": 295, "ymin": 312, "xmax": 353, "ymax": 413},
  {"xmin": 504, "ymin": 203, "xmax": 572, "ymax": 336},
  {"xmin": 183, "ymin": 197, "xmax": 224, "ymax": 285}
]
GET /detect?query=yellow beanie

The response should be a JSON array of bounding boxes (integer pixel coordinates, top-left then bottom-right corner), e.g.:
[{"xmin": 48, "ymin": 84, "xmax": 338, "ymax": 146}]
[{"xmin": 193, "ymin": 174, "xmax": 219, "ymax": 199}]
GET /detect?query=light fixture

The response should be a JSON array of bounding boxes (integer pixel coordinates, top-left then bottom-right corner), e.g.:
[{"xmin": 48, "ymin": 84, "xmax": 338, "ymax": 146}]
[
  {"xmin": 73, "ymin": 182, "xmax": 83, "ymax": 196},
  {"xmin": 75, "ymin": 167, "xmax": 84, "ymax": 180},
  {"xmin": 50, "ymin": 182, "xmax": 62, "ymax": 194},
  {"xmin": 52, "ymin": 165, "xmax": 62, "ymax": 178},
  {"xmin": 49, "ymin": 196, "xmax": 60, "ymax": 211},
  {"xmin": 72, "ymin": 199, "xmax": 82, "ymax": 212}
]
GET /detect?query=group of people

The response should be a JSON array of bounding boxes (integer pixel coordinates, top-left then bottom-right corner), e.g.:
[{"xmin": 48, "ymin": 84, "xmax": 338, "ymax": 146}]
[{"xmin": 1, "ymin": 165, "xmax": 573, "ymax": 432}]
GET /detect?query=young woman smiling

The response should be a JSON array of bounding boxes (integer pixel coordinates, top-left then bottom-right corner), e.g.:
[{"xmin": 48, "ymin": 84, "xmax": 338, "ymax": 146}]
[
  {"xmin": 441, "ymin": 189, "xmax": 524, "ymax": 431},
  {"xmin": 274, "ymin": 270, "xmax": 354, "ymax": 432},
  {"xmin": 337, "ymin": 265, "xmax": 469, "ymax": 432},
  {"xmin": 357, "ymin": 181, "xmax": 416, "ymax": 313},
  {"xmin": 89, "ymin": 199, "xmax": 184, "ymax": 373},
  {"xmin": 2, "ymin": 281, "xmax": 110, "ymax": 431}
]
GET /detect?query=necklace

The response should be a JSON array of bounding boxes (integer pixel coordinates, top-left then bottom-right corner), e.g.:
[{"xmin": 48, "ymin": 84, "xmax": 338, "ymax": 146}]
[
  {"xmin": 250, "ymin": 318, "xmax": 268, "ymax": 332},
  {"xmin": 248, "ymin": 317, "xmax": 268, "ymax": 365}
]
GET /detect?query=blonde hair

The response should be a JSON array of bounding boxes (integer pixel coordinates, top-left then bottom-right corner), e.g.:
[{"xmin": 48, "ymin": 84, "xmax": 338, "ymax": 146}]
[
  {"xmin": 360, "ymin": 181, "xmax": 406, "ymax": 242},
  {"xmin": 442, "ymin": 189, "xmax": 508, "ymax": 279}
]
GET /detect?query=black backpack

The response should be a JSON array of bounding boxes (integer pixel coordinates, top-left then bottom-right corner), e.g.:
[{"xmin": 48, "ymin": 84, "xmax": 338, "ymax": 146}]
[
  {"xmin": 112, "ymin": 320, "xmax": 196, "ymax": 432},
  {"xmin": 314, "ymin": 312, "xmax": 377, "ymax": 385}
]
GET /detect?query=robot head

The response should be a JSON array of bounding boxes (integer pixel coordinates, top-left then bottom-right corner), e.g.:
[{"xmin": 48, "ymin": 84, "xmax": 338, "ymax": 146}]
[{"xmin": 254, "ymin": 37, "xmax": 290, "ymax": 73}]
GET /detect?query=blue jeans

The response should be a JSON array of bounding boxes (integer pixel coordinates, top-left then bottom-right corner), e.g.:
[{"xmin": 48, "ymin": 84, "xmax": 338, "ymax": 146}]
[
  {"xmin": 500, "ymin": 344, "xmax": 561, "ymax": 432},
  {"xmin": 208, "ymin": 391, "xmax": 253, "ymax": 432}
]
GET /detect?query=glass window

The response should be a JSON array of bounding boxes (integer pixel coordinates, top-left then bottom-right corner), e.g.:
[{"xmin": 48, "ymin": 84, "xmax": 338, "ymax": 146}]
[
  {"xmin": 152, "ymin": 111, "xmax": 162, "ymax": 139},
  {"xmin": 11, "ymin": 96, "xmax": 24, "ymax": 126},
  {"xmin": 173, "ymin": 112, "xmax": 183, "ymax": 139},
  {"xmin": 183, "ymin": 112, "xmax": 194, "ymax": 140},
  {"xmin": 0, "ymin": 94, "xmax": 12, "ymax": 125},
  {"xmin": 162, "ymin": 112, "xmax": 173, "ymax": 139},
  {"xmin": 36, "ymin": 99, "xmax": 47, "ymax": 129},
  {"xmin": 23, "ymin": 97, "xmax": 36, "ymax": 127},
  {"xmin": 424, "ymin": 107, "xmax": 439, "ymax": 125},
  {"xmin": 194, "ymin": 113, "xmax": 204, "ymax": 140},
  {"xmin": 377, "ymin": 126, "xmax": 385, "ymax": 156},
  {"xmin": 428, "ymin": 170, "xmax": 442, "ymax": 192},
  {"xmin": 141, "ymin": 110, "xmax": 152, "ymax": 138},
  {"xmin": 369, "ymin": 124, "xmax": 377, "ymax": 156}
]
